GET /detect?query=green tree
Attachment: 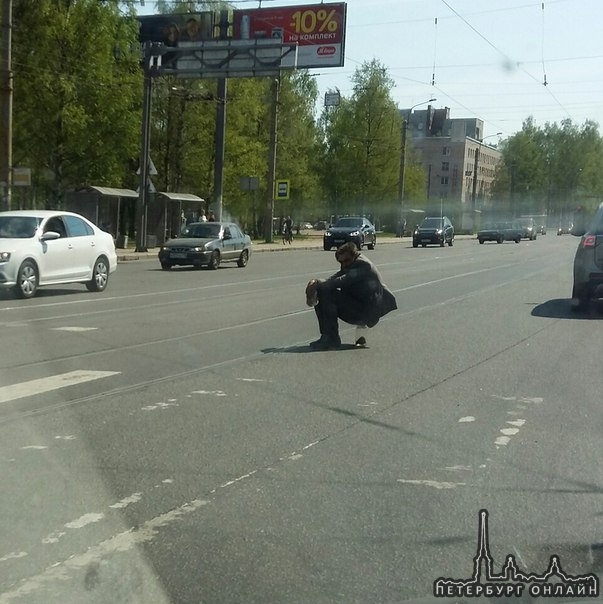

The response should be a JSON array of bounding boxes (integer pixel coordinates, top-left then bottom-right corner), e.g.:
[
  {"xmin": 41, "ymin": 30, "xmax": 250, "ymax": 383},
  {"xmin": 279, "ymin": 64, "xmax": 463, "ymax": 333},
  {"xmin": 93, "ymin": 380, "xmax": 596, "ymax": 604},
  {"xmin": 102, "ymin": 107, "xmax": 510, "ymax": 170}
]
[
  {"xmin": 319, "ymin": 60, "xmax": 401, "ymax": 226},
  {"xmin": 12, "ymin": 0, "xmax": 142, "ymax": 206}
]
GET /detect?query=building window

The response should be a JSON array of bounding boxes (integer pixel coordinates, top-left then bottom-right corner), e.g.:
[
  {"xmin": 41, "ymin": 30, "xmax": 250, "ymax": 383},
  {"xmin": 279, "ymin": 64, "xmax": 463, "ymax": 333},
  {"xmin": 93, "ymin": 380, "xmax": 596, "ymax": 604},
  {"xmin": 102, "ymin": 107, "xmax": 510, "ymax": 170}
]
[
  {"xmin": 442, "ymin": 161, "xmax": 449, "ymax": 171},
  {"xmin": 442, "ymin": 146, "xmax": 450, "ymax": 156},
  {"xmin": 441, "ymin": 176, "xmax": 449, "ymax": 185}
]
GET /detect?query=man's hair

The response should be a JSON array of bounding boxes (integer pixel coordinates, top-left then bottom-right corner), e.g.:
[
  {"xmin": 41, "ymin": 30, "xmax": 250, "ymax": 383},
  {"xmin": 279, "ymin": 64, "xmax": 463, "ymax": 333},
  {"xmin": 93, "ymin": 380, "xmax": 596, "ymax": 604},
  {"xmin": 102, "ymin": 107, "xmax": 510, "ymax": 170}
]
[{"xmin": 335, "ymin": 241, "xmax": 360, "ymax": 260}]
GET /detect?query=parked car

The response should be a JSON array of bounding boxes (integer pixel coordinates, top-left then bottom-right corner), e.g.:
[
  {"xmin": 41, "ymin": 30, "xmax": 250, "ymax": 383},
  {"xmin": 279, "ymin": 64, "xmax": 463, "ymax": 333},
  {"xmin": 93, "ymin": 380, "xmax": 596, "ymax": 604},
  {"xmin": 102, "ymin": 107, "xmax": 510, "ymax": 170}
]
[
  {"xmin": 323, "ymin": 217, "xmax": 376, "ymax": 251},
  {"xmin": 517, "ymin": 217, "xmax": 537, "ymax": 240},
  {"xmin": 571, "ymin": 204, "xmax": 603, "ymax": 310},
  {"xmin": 412, "ymin": 216, "xmax": 454, "ymax": 247},
  {"xmin": 313, "ymin": 221, "xmax": 327, "ymax": 231},
  {"xmin": 0, "ymin": 210, "xmax": 117, "ymax": 299},
  {"xmin": 158, "ymin": 221, "xmax": 252, "ymax": 270},
  {"xmin": 537, "ymin": 224, "xmax": 547, "ymax": 235},
  {"xmin": 557, "ymin": 223, "xmax": 573, "ymax": 235},
  {"xmin": 477, "ymin": 222, "xmax": 522, "ymax": 244}
]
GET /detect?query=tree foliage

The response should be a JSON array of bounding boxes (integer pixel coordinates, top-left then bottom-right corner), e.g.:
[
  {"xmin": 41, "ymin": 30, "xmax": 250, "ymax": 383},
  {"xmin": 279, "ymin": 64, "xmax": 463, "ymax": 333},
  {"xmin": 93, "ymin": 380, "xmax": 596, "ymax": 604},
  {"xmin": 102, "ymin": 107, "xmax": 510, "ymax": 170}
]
[{"xmin": 12, "ymin": 0, "xmax": 142, "ymax": 205}]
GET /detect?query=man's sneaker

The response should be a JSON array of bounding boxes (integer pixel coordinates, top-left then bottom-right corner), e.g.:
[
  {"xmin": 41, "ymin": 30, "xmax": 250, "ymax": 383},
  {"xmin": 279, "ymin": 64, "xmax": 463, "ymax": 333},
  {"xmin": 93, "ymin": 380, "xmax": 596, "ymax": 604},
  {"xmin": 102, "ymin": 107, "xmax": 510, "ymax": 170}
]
[
  {"xmin": 309, "ymin": 335, "xmax": 341, "ymax": 350},
  {"xmin": 355, "ymin": 325, "xmax": 368, "ymax": 347}
]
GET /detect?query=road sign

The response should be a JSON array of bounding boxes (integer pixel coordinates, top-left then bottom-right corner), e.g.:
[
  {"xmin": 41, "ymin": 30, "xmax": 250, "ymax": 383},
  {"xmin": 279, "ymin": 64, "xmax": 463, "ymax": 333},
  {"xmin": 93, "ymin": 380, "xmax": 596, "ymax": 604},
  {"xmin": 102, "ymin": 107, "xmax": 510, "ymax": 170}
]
[{"xmin": 275, "ymin": 179, "xmax": 290, "ymax": 200}]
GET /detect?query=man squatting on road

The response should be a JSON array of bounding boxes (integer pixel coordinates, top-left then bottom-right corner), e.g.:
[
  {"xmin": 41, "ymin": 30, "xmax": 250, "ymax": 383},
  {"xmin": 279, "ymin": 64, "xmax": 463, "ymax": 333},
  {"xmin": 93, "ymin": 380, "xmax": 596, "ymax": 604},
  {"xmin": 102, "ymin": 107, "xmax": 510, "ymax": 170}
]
[{"xmin": 305, "ymin": 241, "xmax": 398, "ymax": 350}]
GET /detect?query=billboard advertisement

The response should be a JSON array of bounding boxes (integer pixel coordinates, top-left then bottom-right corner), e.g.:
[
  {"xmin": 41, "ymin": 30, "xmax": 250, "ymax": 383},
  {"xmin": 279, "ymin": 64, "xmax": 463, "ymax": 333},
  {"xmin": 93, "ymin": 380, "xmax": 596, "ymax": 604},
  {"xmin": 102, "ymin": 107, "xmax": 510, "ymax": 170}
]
[{"xmin": 233, "ymin": 3, "xmax": 346, "ymax": 68}]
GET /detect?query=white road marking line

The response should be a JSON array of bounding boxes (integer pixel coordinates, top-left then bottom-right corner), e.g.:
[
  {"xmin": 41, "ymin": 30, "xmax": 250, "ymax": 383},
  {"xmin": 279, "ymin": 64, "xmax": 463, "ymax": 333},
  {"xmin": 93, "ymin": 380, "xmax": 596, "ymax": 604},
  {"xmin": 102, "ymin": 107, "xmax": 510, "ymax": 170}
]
[
  {"xmin": 500, "ymin": 428, "xmax": 520, "ymax": 436},
  {"xmin": 444, "ymin": 465, "xmax": 472, "ymax": 472},
  {"xmin": 458, "ymin": 416, "xmax": 475, "ymax": 423},
  {"xmin": 0, "ymin": 551, "xmax": 27, "ymax": 563},
  {"xmin": 288, "ymin": 453, "xmax": 303, "ymax": 461},
  {"xmin": 54, "ymin": 435, "xmax": 76, "ymax": 440},
  {"xmin": 495, "ymin": 436, "xmax": 511, "ymax": 446},
  {"xmin": 109, "ymin": 493, "xmax": 142, "ymax": 510},
  {"xmin": 220, "ymin": 470, "xmax": 257, "ymax": 489},
  {"xmin": 64, "ymin": 513, "xmax": 104, "ymax": 529},
  {"xmin": 507, "ymin": 419, "xmax": 526, "ymax": 427},
  {"xmin": 397, "ymin": 479, "xmax": 466, "ymax": 490},
  {"xmin": 191, "ymin": 390, "xmax": 226, "ymax": 396},
  {"xmin": 236, "ymin": 378, "xmax": 269, "ymax": 382},
  {"xmin": 141, "ymin": 402, "xmax": 178, "ymax": 411},
  {"xmin": 41, "ymin": 532, "xmax": 66, "ymax": 545},
  {"xmin": 51, "ymin": 327, "xmax": 98, "ymax": 332},
  {"xmin": 0, "ymin": 370, "xmax": 120, "ymax": 405},
  {"xmin": 20, "ymin": 445, "xmax": 47, "ymax": 450},
  {"xmin": 1, "ymin": 499, "xmax": 208, "ymax": 601}
]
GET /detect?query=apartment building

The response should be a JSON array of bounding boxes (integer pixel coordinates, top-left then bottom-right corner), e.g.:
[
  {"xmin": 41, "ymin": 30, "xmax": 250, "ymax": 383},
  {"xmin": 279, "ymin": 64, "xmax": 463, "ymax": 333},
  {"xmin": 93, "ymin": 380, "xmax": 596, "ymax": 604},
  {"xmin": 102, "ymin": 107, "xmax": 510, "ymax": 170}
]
[{"xmin": 403, "ymin": 105, "xmax": 502, "ymax": 231}]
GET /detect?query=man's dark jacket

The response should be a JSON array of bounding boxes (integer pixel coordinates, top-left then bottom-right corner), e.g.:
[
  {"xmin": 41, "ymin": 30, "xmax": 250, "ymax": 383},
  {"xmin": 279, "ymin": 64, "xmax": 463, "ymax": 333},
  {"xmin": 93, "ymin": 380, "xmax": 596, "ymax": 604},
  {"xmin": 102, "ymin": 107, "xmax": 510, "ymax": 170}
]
[{"xmin": 321, "ymin": 253, "xmax": 397, "ymax": 327}]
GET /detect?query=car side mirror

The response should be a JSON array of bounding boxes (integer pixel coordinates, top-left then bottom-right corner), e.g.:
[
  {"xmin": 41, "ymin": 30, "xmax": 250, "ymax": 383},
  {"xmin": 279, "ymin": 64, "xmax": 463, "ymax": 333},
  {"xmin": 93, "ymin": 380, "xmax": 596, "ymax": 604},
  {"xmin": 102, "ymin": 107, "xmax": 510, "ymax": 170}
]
[
  {"xmin": 41, "ymin": 231, "xmax": 61, "ymax": 241},
  {"xmin": 223, "ymin": 232, "xmax": 232, "ymax": 240}
]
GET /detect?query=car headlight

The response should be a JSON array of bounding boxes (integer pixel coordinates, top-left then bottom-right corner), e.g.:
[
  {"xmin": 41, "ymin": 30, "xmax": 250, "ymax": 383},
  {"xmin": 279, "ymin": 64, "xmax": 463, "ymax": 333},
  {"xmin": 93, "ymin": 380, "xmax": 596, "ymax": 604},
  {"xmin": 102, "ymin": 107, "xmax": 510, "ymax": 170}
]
[
  {"xmin": 350, "ymin": 230, "xmax": 360, "ymax": 236},
  {"xmin": 325, "ymin": 231, "xmax": 332, "ymax": 237},
  {"xmin": 436, "ymin": 229, "xmax": 443, "ymax": 234},
  {"xmin": 191, "ymin": 247, "xmax": 205, "ymax": 252},
  {"xmin": 0, "ymin": 251, "xmax": 11, "ymax": 261}
]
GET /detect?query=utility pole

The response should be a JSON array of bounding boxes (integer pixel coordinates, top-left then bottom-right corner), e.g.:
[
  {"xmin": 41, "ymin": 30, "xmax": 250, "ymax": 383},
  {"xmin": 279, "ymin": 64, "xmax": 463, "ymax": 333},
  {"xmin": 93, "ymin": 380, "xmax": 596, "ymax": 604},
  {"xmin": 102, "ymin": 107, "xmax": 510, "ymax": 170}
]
[
  {"xmin": 0, "ymin": 0, "xmax": 13, "ymax": 211},
  {"xmin": 212, "ymin": 9, "xmax": 230, "ymax": 222},
  {"xmin": 264, "ymin": 76, "xmax": 280, "ymax": 243}
]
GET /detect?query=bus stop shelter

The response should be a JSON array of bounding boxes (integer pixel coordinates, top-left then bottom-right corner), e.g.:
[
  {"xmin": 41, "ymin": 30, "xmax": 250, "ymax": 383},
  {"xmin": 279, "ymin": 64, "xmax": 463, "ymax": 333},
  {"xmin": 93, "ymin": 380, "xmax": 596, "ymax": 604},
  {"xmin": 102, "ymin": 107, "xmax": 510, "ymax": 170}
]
[{"xmin": 156, "ymin": 192, "xmax": 205, "ymax": 242}]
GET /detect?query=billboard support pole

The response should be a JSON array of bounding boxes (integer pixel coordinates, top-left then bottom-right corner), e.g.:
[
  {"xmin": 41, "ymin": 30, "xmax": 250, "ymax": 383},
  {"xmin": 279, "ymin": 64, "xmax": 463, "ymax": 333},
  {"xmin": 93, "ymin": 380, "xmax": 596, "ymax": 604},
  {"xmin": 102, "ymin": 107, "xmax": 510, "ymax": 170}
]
[
  {"xmin": 264, "ymin": 76, "xmax": 280, "ymax": 243},
  {"xmin": 213, "ymin": 77, "xmax": 226, "ymax": 222},
  {"xmin": 136, "ymin": 43, "xmax": 155, "ymax": 252}
]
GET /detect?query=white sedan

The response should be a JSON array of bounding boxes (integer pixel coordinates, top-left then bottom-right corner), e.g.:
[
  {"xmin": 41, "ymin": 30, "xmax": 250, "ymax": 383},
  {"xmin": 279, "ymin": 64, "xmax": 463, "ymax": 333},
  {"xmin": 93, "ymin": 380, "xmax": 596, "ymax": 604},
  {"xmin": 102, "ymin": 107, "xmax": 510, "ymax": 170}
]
[{"xmin": 0, "ymin": 210, "xmax": 117, "ymax": 298}]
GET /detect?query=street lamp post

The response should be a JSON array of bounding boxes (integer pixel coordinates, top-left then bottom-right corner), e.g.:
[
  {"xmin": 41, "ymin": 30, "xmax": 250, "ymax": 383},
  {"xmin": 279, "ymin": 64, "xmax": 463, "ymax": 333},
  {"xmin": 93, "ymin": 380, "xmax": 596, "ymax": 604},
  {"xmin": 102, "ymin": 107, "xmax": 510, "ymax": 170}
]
[
  {"xmin": 471, "ymin": 132, "xmax": 502, "ymax": 218},
  {"xmin": 398, "ymin": 98, "xmax": 436, "ymax": 236}
]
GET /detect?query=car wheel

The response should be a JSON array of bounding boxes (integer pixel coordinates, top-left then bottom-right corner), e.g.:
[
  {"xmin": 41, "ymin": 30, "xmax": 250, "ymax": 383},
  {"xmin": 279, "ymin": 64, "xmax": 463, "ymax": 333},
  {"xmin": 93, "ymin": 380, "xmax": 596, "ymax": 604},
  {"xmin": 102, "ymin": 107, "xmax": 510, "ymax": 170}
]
[
  {"xmin": 515, "ymin": 237, "xmax": 520, "ymax": 243},
  {"xmin": 479, "ymin": 239, "xmax": 484, "ymax": 244},
  {"xmin": 422, "ymin": 243, "xmax": 427, "ymax": 248},
  {"xmin": 323, "ymin": 244, "xmax": 331, "ymax": 251},
  {"xmin": 497, "ymin": 236, "xmax": 503, "ymax": 244},
  {"xmin": 160, "ymin": 262, "xmax": 172, "ymax": 270},
  {"xmin": 16, "ymin": 260, "xmax": 38, "ymax": 299},
  {"xmin": 86, "ymin": 256, "xmax": 110, "ymax": 292},
  {"xmin": 237, "ymin": 249, "xmax": 249, "ymax": 268},
  {"xmin": 208, "ymin": 250, "xmax": 221, "ymax": 270},
  {"xmin": 367, "ymin": 238, "xmax": 375, "ymax": 250},
  {"xmin": 440, "ymin": 239, "xmax": 445, "ymax": 247},
  {"xmin": 413, "ymin": 241, "xmax": 418, "ymax": 248}
]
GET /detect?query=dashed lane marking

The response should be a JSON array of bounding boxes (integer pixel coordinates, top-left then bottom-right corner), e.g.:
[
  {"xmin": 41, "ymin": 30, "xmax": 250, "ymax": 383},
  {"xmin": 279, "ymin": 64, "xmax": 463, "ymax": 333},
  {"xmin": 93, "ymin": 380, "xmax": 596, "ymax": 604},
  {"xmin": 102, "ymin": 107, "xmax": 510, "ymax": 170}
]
[{"xmin": 0, "ymin": 370, "xmax": 120, "ymax": 405}]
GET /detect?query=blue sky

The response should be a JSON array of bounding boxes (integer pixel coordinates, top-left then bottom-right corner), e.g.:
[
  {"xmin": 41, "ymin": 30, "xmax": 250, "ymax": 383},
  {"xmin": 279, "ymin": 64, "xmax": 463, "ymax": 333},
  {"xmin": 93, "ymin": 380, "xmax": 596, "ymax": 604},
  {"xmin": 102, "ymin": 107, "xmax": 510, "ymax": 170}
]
[{"xmin": 137, "ymin": 0, "xmax": 603, "ymax": 139}]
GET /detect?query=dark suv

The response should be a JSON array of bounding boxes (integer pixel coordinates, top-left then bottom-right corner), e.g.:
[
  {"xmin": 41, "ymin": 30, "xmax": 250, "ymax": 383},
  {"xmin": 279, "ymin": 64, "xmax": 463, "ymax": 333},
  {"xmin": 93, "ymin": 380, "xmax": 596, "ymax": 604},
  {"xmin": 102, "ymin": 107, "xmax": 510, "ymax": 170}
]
[
  {"xmin": 517, "ymin": 217, "xmax": 537, "ymax": 240},
  {"xmin": 571, "ymin": 203, "xmax": 603, "ymax": 310},
  {"xmin": 413, "ymin": 216, "xmax": 454, "ymax": 247},
  {"xmin": 323, "ymin": 217, "xmax": 376, "ymax": 251}
]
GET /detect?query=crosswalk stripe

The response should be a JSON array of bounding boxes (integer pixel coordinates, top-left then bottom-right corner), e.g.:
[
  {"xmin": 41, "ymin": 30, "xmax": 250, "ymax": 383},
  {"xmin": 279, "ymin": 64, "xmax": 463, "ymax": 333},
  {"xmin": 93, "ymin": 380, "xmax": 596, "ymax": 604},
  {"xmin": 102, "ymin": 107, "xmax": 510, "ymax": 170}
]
[{"xmin": 0, "ymin": 370, "xmax": 120, "ymax": 404}]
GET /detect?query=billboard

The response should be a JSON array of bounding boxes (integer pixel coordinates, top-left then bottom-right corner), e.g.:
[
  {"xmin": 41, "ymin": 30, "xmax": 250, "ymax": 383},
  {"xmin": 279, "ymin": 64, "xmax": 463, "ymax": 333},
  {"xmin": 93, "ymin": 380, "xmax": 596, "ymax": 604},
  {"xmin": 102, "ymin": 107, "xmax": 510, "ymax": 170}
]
[{"xmin": 232, "ymin": 3, "xmax": 346, "ymax": 68}]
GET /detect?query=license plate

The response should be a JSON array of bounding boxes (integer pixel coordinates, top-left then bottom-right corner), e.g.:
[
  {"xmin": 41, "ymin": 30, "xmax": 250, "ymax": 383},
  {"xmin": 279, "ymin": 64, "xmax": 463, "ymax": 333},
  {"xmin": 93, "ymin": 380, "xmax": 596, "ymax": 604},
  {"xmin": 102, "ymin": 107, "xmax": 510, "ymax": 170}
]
[
  {"xmin": 170, "ymin": 252, "xmax": 187, "ymax": 259},
  {"xmin": 334, "ymin": 239, "xmax": 344, "ymax": 244},
  {"xmin": 421, "ymin": 238, "xmax": 431, "ymax": 243}
]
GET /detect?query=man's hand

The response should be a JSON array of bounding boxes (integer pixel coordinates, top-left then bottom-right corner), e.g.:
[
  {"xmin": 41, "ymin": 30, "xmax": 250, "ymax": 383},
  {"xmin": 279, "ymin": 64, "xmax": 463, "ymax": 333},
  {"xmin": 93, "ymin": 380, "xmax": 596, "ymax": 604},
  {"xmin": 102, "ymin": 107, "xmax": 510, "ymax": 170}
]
[{"xmin": 305, "ymin": 279, "xmax": 321, "ymax": 306}]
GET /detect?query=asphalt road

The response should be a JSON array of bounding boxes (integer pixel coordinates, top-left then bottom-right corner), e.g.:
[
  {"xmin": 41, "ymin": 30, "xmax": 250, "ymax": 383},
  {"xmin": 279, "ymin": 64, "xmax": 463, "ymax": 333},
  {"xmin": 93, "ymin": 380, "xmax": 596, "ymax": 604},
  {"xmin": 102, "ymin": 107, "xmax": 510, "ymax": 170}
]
[{"xmin": 0, "ymin": 235, "xmax": 602, "ymax": 603}]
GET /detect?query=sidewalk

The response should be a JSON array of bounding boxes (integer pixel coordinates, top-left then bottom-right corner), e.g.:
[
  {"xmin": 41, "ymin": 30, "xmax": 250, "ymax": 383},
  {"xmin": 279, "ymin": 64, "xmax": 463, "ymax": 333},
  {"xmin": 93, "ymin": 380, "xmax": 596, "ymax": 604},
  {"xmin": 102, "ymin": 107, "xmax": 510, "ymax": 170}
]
[{"xmin": 116, "ymin": 233, "xmax": 475, "ymax": 262}]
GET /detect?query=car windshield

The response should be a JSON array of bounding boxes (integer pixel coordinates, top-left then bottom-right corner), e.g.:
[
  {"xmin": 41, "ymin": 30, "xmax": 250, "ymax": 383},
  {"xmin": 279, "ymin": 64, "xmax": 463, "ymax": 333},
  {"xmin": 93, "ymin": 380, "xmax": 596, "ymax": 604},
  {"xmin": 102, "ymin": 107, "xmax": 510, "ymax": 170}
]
[
  {"xmin": 0, "ymin": 215, "xmax": 40, "ymax": 238},
  {"xmin": 421, "ymin": 218, "xmax": 443, "ymax": 228},
  {"xmin": 334, "ymin": 218, "xmax": 363, "ymax": 228},
  {"xmin": 180, "ymin": 223, "xmax": 221, "ymax": 238}
]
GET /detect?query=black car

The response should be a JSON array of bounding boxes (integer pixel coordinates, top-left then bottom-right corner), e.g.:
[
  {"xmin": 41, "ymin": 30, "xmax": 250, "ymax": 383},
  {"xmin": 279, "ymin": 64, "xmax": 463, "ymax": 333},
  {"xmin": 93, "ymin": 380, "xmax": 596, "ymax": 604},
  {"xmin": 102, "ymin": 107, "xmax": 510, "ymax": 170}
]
[
  {"xmin": 158, "ymin": 221, "xmax": 252, "ymax": 270},
  {"xmin": 477, "ymin": 222, "xmax": 521, "ymax": 244},
  {"xmin": 323, "ymin": 217, "xmax": 376, "ymax": 251},
  {"xmin": 412, "ymin": 216, "xmax": 454, "ymax": 247},
  {"xmin": 571, "ymin": 204, "xmax": 603, "ymax": 310},
  {"xmin": 517, "ymin": 217, "xmax": 537, "ymax": 240}
]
